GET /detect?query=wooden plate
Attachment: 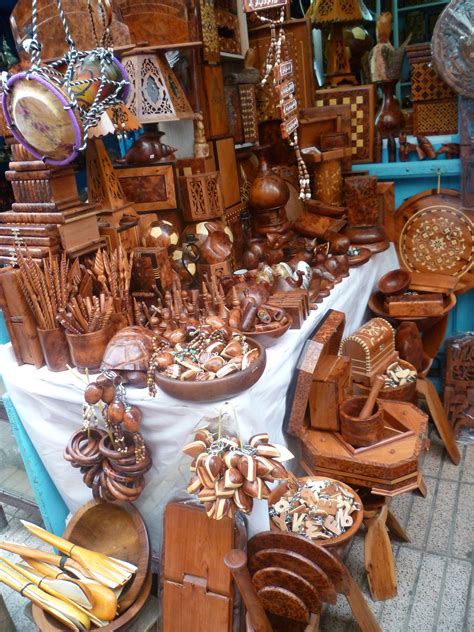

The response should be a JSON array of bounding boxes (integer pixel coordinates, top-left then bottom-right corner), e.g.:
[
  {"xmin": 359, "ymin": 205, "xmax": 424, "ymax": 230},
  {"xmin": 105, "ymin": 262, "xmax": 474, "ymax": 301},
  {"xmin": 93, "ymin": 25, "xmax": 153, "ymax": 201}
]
[
  {"xmin": 347, "ymin": 247, "xmax": 372, "ymax": 267},
  {"xmin": 399, "ymin": 206, "xmax": 473, "ymax": 277},
  {"xmin": 32, "ymin": 569, "xmax": 152, "ymax": 632},
  {"xmin": 32, "ymin": 500, "xmax": 151, "ymax": 630}
]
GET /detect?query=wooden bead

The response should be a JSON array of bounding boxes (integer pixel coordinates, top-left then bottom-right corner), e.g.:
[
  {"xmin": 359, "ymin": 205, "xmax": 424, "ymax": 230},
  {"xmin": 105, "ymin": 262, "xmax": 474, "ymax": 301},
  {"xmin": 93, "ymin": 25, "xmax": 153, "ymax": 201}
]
[
  {"xmin": 108, "ymin": 401, "xmax": 125, "ymax": 425},
  {"xmin": 101, "ymin": 385, "xmax": 116, "ymax": 404},
  {"xmin": 123, "ymin": 406, "xmax": 142, "ymax": 433},
  {"xmin": 84, "ymin": 382, "xmax": 103, "ymax": 405}
]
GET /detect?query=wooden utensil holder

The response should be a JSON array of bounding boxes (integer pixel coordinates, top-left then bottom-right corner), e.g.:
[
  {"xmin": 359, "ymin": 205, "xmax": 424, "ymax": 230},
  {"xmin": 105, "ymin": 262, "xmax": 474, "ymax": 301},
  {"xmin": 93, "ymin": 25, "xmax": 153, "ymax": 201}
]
[
  {"xmin": 37, "ymin": 327, "xmax": 71, "ymax": 372},
  {"xmin": 66, "ymin": 324, "xmax": 115, "ymax": 372},
  {"xmin": 340, "ymin": 396, "xmax": 384, "ymax": 447}
]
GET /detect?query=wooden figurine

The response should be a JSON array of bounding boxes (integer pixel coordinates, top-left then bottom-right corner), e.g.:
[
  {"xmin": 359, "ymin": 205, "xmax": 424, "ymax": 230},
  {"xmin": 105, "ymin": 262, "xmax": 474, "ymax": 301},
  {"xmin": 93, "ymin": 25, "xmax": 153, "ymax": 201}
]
[
  {"xmin": 116, "ymin": 130, "xmax": 176, "ymax": 164},
  {"xmin": 399, "ymin": 134, "xmax": 425, "ymax": 161}
]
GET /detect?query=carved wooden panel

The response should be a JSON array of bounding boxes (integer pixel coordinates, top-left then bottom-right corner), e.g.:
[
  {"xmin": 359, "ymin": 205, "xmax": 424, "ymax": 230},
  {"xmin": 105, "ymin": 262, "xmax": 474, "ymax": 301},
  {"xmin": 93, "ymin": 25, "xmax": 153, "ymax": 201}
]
[
  {"xmin": 249, "ymin": 19, "xmax": 315, "ymax": 123},
  {"xmin": 200, "ymin": 0, "xmax": 220, "ymax": 63},
  {"xmin": 238, "ymin": 85, "xmax": 259, "ymax": 144},
  {"xmin": 411, "ymin": 62, "xmax": 456, "ymax": 102},
  {"xmin": 413, "ymin": 100, "xmax": 458, "ymax": 136},
  {"xmin": 179, "ymin": 172, "xmax": 225, "ymax": 221},
  {"xmin": 116, "ymin": 163, "xmax": 177, "ymax": 212},
  {"xmin": 315, "ymin": 84, "xmax": 375, "ymax": 164},
  {"xmin": 224, "ymin": 85, "xmax": 244, "ymax": 144},
  {"xmin": 443, "ymin": 333, "xmax": 474, "ymax": 438},
  {"xmin": 117, "ymin": 0, "xmax": 190, "ymax": 46},
  {"xmin": 215, "ymin": 7, "xmax": 241, "ymax": 54}
]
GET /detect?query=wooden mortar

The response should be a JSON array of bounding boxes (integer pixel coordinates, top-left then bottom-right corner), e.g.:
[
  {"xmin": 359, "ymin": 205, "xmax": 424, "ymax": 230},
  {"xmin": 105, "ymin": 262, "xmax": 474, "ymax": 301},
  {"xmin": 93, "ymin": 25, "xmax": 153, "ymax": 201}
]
[{"xmin": 340, "ymin": 376, "xmax": 385, "ymax": 447}]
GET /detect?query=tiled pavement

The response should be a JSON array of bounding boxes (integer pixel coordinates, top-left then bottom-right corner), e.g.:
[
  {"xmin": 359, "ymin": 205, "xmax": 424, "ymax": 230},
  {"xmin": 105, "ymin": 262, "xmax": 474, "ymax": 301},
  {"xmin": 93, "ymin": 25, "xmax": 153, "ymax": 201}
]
[{"xmin": 0, "ymin": 426, "xmax": 472, "ymax": 631}]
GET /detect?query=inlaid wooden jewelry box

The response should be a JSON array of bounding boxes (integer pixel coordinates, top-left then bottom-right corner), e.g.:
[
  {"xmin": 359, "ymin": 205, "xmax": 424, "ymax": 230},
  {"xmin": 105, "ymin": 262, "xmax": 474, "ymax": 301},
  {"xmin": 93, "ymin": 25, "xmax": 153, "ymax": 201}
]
[{"xmin": 339, "ymin": 318, "xmax": 398, "ymax": 386}]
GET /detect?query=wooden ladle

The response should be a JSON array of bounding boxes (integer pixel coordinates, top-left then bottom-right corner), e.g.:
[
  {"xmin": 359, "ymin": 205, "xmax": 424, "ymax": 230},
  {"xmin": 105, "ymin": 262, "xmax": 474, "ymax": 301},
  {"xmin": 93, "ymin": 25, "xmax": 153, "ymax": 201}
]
[{"xmin": 358, "ymin": 375, "xmax": 385, "ymax": 419}]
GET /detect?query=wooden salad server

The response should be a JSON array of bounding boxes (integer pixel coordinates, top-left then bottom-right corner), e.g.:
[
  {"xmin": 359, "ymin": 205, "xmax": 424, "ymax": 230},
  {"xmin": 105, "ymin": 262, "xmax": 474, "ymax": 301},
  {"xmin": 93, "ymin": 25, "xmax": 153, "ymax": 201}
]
[
  {"xmin": 23, "ymin": 558, "xmax": 119, "ymax": 621},
  {"xmin": 0, "ymin": 541, "xmax": 93, "ymax": 580},
  {"xmin": 0, "ymin": 561, "xmax": 91, "ymax": 631},
  {"xmin": 21, "ymin": 520, "xmax": 136, "ymax": 588},
  {"xmin": 0, "ymin": 556, "xmax": 92, "ymax": 609}
]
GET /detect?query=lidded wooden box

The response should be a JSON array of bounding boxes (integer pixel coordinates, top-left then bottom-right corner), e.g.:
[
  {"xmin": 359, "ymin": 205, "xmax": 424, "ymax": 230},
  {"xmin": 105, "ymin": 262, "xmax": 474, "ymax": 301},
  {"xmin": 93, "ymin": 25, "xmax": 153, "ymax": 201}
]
[{"xmin": 339, "ymin": 318, "xmax": 398, "ymax": 386}]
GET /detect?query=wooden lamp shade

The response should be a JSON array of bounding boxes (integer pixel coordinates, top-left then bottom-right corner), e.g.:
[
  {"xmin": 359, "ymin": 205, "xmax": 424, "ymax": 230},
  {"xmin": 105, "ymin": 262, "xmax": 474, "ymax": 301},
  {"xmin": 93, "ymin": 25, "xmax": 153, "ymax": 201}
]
[
  {"xmin": 308, "ymin": 0, "xmax": 373, "ymax": 87},
  {"xmin": 122, "ymin": 51, "xmax": 194, "ymax": 124}
]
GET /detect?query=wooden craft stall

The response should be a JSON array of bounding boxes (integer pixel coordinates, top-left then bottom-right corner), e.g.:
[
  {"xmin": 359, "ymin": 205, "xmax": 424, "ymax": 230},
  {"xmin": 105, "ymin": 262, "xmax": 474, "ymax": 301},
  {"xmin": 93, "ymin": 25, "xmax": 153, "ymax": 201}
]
[{"xmin": 0, "ymin": 0, "xmax": 471, "ymax": 630}]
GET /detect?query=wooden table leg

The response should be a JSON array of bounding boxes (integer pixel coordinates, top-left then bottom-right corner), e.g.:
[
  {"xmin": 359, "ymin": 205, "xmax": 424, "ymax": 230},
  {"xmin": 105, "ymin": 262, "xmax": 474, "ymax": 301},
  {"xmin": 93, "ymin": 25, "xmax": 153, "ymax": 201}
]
[
  {"xmin": 386, "ymin": 508, "xmax": 410, "ymax": 543},
  {"xmin": 363, "ymin": 503, "xmax": 397, "ymax": 601},
  {"xmin": 417, "ymin": 377, "xmax": 461, "ymax": 465}
]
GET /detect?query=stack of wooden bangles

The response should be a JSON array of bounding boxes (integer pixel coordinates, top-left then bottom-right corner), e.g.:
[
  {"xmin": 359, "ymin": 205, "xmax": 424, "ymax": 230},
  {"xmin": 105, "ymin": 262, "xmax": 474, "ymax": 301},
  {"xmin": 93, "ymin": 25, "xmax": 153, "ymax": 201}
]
[{"xmin": 65, "ymin": 429, "xmax": 152, "ymax": 502}]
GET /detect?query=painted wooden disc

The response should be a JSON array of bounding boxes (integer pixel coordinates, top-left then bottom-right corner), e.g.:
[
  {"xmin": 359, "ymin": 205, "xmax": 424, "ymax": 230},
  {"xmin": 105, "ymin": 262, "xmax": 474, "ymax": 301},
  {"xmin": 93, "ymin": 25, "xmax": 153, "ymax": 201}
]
[{"xmin": 399, "ymin": 206, "xmax": 473, "ymax": 277}]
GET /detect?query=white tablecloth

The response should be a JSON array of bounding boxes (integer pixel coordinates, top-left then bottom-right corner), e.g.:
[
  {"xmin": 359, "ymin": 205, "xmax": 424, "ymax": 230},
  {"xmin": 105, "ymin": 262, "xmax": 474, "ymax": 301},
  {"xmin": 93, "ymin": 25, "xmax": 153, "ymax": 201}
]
[{"xmin": 1, "ymin": 246, "xmax": 398, "ymax": 554}]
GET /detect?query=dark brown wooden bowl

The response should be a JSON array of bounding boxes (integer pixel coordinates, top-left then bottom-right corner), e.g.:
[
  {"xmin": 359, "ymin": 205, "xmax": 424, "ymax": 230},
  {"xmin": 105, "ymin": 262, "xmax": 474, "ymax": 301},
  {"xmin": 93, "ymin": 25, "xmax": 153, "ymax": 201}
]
[
  {"xmin": 237, "ymin": 315, "xmax": 293, "ymax": 348},
  {"xmin": 268, "ymin": 476, "xmax": 363, "ymax": 548},
  {"xmin": 32, "ymin": 500, "xmax": 151, "ymax": 630},
  {"xmin": 154, "ymin": 339, "xmax": 266, "ymax": 402},
  {"xmin": 378, "ymin": 269, "xmax": 411, "ymax": 296}
]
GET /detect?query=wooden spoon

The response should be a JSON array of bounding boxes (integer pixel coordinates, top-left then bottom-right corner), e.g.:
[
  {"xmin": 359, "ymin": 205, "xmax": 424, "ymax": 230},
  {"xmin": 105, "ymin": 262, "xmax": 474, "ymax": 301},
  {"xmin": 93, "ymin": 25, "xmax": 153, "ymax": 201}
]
[{"xmin": 0, "ymin": 541, "xmax": 93, "ymax": 580}]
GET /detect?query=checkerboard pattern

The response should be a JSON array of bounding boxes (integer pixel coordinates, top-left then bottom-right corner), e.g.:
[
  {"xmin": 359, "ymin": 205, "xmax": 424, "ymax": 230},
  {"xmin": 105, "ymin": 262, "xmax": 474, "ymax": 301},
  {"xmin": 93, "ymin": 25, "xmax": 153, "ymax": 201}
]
[{"xmin": 315, "ymin": 84, "xmax": 375, "ymax": 163}]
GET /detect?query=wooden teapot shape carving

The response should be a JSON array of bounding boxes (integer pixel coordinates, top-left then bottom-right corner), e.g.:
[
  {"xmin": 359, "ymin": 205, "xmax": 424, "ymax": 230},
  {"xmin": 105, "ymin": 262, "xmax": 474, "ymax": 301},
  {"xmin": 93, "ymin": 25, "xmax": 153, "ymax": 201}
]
[{"xmin": 199, "ymin": 222, "xmax": 233, "ymax": 264}]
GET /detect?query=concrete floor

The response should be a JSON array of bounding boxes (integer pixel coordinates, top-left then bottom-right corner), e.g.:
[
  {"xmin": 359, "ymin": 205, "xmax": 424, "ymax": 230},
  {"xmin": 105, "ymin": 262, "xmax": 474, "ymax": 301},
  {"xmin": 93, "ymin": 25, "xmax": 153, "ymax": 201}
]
[{"xmin": 0, "ymin": 424, "xmax": 472, "ymax": 631}]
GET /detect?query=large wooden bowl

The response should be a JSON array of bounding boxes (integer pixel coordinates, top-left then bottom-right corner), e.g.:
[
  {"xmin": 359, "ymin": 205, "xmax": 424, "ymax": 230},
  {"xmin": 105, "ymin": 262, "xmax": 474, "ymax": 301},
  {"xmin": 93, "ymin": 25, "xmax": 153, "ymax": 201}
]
[
  {"xmin": 268, "ymin": 476, "xmax": 363, "ymax": 549},
  {"xmin": 368, "ymin": 291, "xmax": 456, "ymax": 331},
  {"xmin": 32, "ymin": 501, "xmax": 151, "ymax": 631},
  {"xmin": 354, "ymin": 359, "xmax": 417, "ymax": 403},
  {"xmin": 154, "ymin": 339, "xmax": 266, "ymax": 402},
  {"xmin": 378, "ymin": 269, "xmax": 411, "ymax": 296},
  {"xmin": 237, "ymin": 316, "xmax": 293, "ymax": 348}
]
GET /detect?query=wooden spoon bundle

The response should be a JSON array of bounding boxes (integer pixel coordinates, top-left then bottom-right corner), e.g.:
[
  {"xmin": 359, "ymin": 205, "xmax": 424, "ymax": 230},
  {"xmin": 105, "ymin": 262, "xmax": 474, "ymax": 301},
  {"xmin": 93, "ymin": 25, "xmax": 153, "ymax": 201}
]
[{"xmin": 183, "ymin": 430, "xmax": 293, "ymax": 520}]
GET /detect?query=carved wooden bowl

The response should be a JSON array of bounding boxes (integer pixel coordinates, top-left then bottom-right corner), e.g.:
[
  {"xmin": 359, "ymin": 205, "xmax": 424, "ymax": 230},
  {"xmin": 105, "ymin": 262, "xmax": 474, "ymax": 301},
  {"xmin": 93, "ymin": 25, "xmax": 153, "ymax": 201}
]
[
  {"xmin": 237, "ymin": 316, "xmax": 293, "ymax": 348},
  {"xmin": 32, "ymin": 500, "xmax": 151, "ymax": 631},
  {"xmin": 154, "ymin": 339, "xmax": 267, "ymax": 402},
  {"xmin": 353, "ymin": 359, "xmax": 417, "ymax": 403},
  {"xmin": 268, "ymin": 476, "xmax": 363, "ymax": 549},
  {"xmin": 378, "ymin": 269, "xmax": 411, "ymax": 296}
]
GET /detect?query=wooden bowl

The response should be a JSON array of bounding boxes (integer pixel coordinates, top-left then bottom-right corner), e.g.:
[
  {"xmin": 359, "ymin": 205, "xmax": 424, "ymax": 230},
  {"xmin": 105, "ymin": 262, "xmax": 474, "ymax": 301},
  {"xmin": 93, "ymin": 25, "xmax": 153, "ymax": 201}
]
[
  {"xmin": 339, "ymin": 397, "xmax": 384, "ymax": 447},
  {"xmin": 237, "ymin": 315, "xmax": 293, "ymax": 347},
  {"xmin": 353, "ymin": 360, "xmax": 417, "ymax": 403},
  {"xmin": 378, "ymin": 269, "xmax": 411, "ymax": 296},
  {"xmin": 154, "ymin": 339, "xmax": 266, "ymax": 402},
  {"xmin": 368, "ymin": 291, "xmax": 456, "ymax": 331},
  {"xmin": 347, "ymin": 247, "xmax": 372, "ymax": 267},
  {"xmin": 32, "ymin": 500, "xmax": 151, "ymax": 630},
  {"xmin": 269, "ymin": 477, "xmax": 363, "ymax": 549},
  {"xmin": 32, "ymin": 570, "xmax": 152, "ymax": 632}
]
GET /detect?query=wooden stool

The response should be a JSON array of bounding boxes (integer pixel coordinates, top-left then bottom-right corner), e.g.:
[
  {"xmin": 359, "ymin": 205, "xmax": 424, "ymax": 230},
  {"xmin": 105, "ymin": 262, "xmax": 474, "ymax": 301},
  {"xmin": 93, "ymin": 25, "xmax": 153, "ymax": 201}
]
[{"xmin": 225, "ymin": 532, "xmax": 381, "ymax": 632}]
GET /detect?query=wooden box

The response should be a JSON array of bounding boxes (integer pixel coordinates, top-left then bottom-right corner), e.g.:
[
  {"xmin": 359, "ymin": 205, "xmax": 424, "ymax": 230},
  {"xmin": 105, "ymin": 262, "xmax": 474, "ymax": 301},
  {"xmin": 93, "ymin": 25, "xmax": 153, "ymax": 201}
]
[
  {"xmin": 179, "ymin": 172, "xmax": 225, "ymax": 222},
  {"xmin": 208, "ymin": 136, "xmax": 241, "ymax": 212},
  {"xmin": 386, "ymin": 293, "xmax": 444, "ymax": 317},
  {"xmin": 5, "ymin": 167, "xmax": 79, "ymax": 207},
  {"xmin": 0, "ymin": 267, "xmax": 44, "ymax": 368},
  {"xmin": 116, "ymin": 163, "xmax": 178, "ymax": 213},
  {"xmin": 308, "ymin": 354, "xmax": 352, "ymax": 431},
  {"xmin": 339, "ymin": 318, "xmax": 398, "ymax": 386},
  {"xmin": 413, "ymin": 100, "xmax": 458, "ymax": 136}
]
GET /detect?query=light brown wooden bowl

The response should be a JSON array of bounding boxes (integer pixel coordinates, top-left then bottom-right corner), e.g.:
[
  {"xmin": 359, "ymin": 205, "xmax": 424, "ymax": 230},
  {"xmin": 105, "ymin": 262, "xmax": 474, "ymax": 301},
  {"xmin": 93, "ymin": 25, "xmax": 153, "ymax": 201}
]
[
  {"xmin": 237, "ymin": 315, "xmax": 293, "ymax": 348},
  {"xmin": 353, "ymin": 359, "xmax": 417, "ymax": 403},
  {"xmin": 268, "ymin": 476, "xmax": 363, "ymax": 548},
  {"xmin": 154, "ymin": 339, "xmax": 266, "ymax": 402},
  {"xmin": 32, "ymin": 500, "xmax": 151, "ymax": 631},
  {"xmin": 378, "ymin": 269, "xmax": 411, "ymax": 296}
]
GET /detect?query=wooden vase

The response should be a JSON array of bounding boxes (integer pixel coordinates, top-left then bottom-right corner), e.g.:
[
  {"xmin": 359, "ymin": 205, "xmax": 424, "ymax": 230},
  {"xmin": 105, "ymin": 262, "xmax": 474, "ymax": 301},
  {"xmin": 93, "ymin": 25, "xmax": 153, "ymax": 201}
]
[
  {"xmin": 66, "ymin": 324, "xmax": 115, "ymax": 372},
  {"xmin": 37, "ymin": 327, "xmax": 71, "ymax": 372},
  {"xmin": 339, "ymin": 396, "xmax": 384, "ymax": 447},
  {"xmin": 375, "ymin": 80, "xmax": 405, "ymax": 139}
]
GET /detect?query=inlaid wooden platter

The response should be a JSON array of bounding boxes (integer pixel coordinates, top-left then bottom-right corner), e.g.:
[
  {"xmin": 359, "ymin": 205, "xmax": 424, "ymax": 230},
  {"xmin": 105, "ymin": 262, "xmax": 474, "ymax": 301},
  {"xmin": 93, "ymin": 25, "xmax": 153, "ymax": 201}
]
[{"xmin": 399, "ymin": 206, "xmax": 473, "ymax": 278}]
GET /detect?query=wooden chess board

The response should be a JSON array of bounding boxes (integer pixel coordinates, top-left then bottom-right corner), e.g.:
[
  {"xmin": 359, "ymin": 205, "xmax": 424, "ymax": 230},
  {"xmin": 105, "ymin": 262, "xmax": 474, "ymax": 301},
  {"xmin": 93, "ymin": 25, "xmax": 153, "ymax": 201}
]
[{"xmin": 315, "ymin": 85, "xmax": 375, "ymax": 164}]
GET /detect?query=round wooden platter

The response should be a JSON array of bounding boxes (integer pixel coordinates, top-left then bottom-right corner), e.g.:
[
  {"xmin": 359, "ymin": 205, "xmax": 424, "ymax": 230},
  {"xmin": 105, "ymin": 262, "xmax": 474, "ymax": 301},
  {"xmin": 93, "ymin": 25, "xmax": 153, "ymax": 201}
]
[
  {"xmin": 32, "ymin": 500, "xmax": 151, "ymax": 631},
  {"xmin": 399, "ymin": 206, "xmax": 473, "ymax": 278}
]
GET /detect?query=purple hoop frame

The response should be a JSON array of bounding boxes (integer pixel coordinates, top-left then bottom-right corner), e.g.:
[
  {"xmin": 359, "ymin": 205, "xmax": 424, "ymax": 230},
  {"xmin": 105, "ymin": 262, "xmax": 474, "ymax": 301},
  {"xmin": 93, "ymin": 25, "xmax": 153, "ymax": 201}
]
[{"xmin": 2, "ymin": 56, "xmax": 130, "ymax": 167}]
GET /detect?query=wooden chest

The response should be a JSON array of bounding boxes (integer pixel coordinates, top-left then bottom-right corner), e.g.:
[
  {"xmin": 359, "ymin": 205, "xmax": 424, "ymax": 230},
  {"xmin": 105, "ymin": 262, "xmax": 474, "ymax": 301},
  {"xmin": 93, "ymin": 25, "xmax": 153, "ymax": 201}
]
[
  {"xmin": 308, "ymin": 354, "xmax": 352, "ymax": 431},
  {"xmin": 340, "ymin": 318, "xmax": 397, "ymax": 386}
]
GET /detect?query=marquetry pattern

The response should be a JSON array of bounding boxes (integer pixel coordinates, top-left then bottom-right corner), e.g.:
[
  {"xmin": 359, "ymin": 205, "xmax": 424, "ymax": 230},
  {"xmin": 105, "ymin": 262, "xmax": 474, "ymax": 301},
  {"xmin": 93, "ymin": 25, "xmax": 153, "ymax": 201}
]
[
  {"xmin": 413, "ymin": 100, "xmax": 458, "ymax": 136},
  {"xmin": 315, "ymin": 84, "xmax": 375, "ymax": 163}
]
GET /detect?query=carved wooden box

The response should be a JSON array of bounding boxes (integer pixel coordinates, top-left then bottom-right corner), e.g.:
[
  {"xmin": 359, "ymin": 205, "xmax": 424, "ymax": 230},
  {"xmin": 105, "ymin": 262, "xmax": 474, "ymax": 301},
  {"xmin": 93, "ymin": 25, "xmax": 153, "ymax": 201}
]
[
  {"xmin": 339, "ymin": 318, "xmax": 398, "ymax": 386},
  {"xmin": 308, "ymin": 354, "xmax": 352, "ymax": 431},
  {"xmin": 179, "ymin": 172, "xmax": 225, "ymax": 222}
]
